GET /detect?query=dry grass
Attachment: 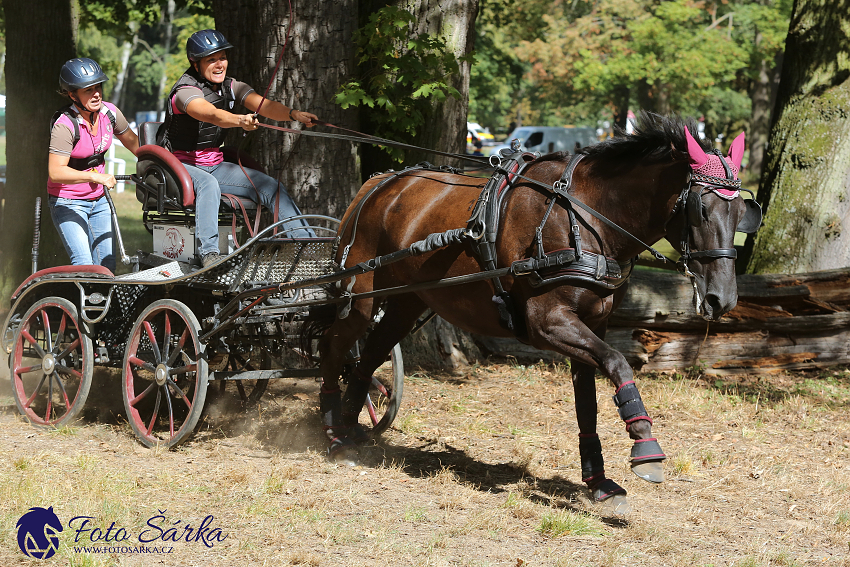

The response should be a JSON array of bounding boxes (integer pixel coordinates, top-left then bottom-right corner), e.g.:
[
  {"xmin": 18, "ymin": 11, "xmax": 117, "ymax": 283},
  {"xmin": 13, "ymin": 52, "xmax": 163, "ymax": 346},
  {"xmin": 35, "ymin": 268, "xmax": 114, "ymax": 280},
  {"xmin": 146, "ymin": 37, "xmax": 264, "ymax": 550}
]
[{"xmin": 0, "ymin": 363, "xmax": 848, "ymax": 566}]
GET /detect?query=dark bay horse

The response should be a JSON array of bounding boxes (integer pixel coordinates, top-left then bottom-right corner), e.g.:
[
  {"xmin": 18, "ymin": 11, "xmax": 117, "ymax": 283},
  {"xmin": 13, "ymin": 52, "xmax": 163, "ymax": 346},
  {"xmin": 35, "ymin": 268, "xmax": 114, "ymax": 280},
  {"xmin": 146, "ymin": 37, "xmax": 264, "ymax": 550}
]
[{"xmin": 307, "ymin": 114, "xmax": 754, "ymax": 510}]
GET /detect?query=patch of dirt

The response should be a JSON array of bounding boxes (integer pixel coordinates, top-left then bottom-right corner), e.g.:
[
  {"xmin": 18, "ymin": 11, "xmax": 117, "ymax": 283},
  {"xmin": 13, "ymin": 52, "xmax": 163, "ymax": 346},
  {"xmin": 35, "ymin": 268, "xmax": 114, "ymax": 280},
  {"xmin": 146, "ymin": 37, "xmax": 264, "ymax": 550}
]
[{"xmin": 1, "ymin": 362, "xmax": 849, "ymax": 566}]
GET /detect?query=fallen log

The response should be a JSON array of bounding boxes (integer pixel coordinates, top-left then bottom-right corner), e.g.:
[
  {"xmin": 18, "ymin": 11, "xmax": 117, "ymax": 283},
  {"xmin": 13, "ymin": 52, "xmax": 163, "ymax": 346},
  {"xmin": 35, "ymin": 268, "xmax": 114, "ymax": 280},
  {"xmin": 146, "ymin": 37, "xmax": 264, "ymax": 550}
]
[{"xmin": 474, "ymin": 267, "xmax": 850, "ymax": 375}]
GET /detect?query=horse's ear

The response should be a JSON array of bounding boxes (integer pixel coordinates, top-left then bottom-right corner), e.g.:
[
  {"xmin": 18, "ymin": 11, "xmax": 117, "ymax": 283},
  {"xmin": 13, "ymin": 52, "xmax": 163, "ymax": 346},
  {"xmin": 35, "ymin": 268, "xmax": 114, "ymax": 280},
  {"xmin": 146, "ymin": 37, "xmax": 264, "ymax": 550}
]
[
  {"xmin": 685, "ymin": 128, "xmax": 708, "ymax": 169},
  {"xmin": 728, "ymin": 131, "xmax": 745, "ymax": 170}
]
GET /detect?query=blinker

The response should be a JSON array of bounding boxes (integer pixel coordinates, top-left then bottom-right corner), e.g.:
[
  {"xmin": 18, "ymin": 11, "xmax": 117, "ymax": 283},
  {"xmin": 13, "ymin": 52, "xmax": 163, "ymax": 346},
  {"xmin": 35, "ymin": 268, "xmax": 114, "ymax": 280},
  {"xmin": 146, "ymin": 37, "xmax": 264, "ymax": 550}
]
[
  {"xmin": 686, "ymin": 189, "xmax": 705, "ymax": 227},
  {"xmin": 736, "ymin": 199, "xmax": 762, "ymax": 234}
]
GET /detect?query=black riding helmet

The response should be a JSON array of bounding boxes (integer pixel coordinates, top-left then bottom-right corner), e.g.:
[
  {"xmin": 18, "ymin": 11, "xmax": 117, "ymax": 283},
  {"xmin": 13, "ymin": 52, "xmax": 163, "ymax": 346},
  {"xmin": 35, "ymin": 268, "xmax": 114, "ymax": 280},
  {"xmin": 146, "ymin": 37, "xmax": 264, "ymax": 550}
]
[
  {"xmin": 59, "ymin": 58, "xmax": 109, "ymax": 92},
  {"xmin": 186, "ymin": 29, "xmax": 233, "ymax": 61}
]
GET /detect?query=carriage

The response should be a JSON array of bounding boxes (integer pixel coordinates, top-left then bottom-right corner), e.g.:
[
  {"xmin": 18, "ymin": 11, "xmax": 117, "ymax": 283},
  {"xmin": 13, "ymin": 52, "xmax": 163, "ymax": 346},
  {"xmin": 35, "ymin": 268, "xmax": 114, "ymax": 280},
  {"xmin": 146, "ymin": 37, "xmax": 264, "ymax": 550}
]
[
  {"xmin": 1, "ymin": 122, "xmax": 405, "ymax": 448},
  {"xmin": 3, "ymin": 113, "xmax": 762, "ymax": 511}
]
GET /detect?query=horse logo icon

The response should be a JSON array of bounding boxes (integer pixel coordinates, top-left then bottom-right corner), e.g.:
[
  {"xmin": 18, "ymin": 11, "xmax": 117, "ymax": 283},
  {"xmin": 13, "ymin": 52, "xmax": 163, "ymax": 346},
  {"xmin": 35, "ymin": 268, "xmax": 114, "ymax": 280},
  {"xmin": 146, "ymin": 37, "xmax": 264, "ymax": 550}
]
[
  {"xmin": 162, "ymin": 227, "xmax": 185, "ymax": 259},
  {"xmin": 16, "ymin": 506, "xmax": 63, "ymax": 559}
]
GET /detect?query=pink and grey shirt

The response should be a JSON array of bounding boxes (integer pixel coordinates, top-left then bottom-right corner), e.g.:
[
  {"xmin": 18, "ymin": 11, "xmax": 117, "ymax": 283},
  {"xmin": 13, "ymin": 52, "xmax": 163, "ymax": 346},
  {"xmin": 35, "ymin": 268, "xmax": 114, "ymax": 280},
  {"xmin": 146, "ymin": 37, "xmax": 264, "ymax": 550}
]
[
  {"xmin": 47, "ymin": 102, "xmax": 129, "ymax": 200},
  {"xmin": 170, "ymin": 81, "xmax": 254, "ymax": 167}
]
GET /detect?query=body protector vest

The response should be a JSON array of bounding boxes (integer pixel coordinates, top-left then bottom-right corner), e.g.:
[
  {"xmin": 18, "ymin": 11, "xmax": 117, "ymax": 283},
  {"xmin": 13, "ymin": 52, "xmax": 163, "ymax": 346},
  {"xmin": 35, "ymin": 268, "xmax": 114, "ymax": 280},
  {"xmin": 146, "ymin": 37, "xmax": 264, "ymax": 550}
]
[
  {"xmin": 159, "ymin": 67, "xmax": 236, "ymax": 152},
  {"xmin": 50, "ymin": 105, "xmax": 117, "ymax": 171}
]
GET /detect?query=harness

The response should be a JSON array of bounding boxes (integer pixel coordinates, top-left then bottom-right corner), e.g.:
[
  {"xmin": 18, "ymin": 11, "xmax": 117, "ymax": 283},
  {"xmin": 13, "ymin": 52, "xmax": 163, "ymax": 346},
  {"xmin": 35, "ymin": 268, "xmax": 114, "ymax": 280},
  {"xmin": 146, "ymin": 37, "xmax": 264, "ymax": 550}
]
[
  {"xmin": 159, "ymin": 68, "xmax": 236, "ymax": 151},
  {"xmin": 50, "ymin": 105, "xmax": 117, "ymax": 171}
]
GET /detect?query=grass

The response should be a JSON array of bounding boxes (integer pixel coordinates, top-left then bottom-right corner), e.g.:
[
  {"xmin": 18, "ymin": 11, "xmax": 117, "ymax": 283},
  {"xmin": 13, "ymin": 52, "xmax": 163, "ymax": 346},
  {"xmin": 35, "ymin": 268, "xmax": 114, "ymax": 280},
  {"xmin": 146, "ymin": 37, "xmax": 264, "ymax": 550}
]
[{"xmin": 538, "ymin": 509, "xmax": 605, "ymax": 537}]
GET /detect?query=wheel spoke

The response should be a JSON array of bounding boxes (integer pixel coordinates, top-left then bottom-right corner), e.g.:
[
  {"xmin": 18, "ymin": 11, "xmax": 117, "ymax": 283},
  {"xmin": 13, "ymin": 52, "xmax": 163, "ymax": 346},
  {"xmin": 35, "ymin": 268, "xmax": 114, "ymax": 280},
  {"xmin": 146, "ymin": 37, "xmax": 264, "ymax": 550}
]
[
  {"xmin": 55, "ymin": 338, "xmax": 81, "ymax": 363},
  {"xmin": 14, "ymin": 364, "xmax": 42, "ymax": 374},
  {"xmin": 164, "ymin": 382, "xmax": 175, "ymax": 438},
  {"xmin": 366, "ymin": 395, "xmax": 379, "ymax": 426},
  {"xmin": 53, "ymin": 374, "xmax": 72, "ymax": 410},
  {"xmin": 23, "ymin": 373, "xmax": 48, "ymax": 409},
  {"xmin": 128, "ymin": 356, "xmax": 157, "ymax": 374},
  {"xmin": 45, "ymin": 372, "xmax": 54, "ymax": 422},
  {"xmin": 146, "ymin": 388, "xmax": 162, "ymax": 436},
  {"xmin": 167, "ymin": 328, "xmax": 189, "ymax": 367},
  {"xmin": 170, "ymin": 363, "xmax": 197, "ymax": 376},
  {"xmin": 129, "ymin": 382, "xmax": 156, "ymax": 407},
  {"xmin": 55, "ymin": 313, "xmax": 68, "ymax": 353},
  {"xmin": 166, "ymin": 377, "xmax": 192, "ymax": 410},
  {"xmin": 21, "ymin": 329, "xmax": 47, "ymax": 358},
  {"xmin": 55, "ymin": 365, "xmax": 83, "ymax": 379},
  {"xmin": 162, "ymin": 312, "xmax": 172, "ymax": 367},
  {"xmin": 41, "ymin": 309, "xmax": 53, "ymax": 353},
  {"xmin": 143, "ymin": 321, "xmax": 162, "ymax": 363},
  {"xmin": 371, "ymin": 377, "xmax": 390, "ymax": 398}
]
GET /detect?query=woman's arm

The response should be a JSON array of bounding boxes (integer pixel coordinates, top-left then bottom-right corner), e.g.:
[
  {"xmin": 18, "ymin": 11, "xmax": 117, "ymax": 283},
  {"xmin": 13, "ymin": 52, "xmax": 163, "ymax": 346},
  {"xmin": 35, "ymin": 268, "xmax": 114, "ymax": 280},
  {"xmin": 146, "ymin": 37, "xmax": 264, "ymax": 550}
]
[
  {"xmin": 48, "ymin": 153, "xmax": 116, "ymax": 188},
  {"xmin": 116, "ymin": 128, "xmax": 140, "ymax": 155},
  {"xmin": 242, "ymin": 92, "xmax": 318, "ymax": 126},
  {"xmin": 185, "ymin": 97, "xmax": 259, "ymax": 131}
]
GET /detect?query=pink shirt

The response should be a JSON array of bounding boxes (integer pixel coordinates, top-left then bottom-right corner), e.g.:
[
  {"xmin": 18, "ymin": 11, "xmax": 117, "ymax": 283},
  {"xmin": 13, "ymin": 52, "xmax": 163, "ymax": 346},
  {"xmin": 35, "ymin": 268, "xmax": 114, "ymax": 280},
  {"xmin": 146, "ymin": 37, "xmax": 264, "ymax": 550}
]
[
  {"xmin": 170, "ymin": 81, "xmax": 254, "ymax": 167},
  {"xmin": 47, "ymin": 102, "xmax": 126, "ymax": 199}
]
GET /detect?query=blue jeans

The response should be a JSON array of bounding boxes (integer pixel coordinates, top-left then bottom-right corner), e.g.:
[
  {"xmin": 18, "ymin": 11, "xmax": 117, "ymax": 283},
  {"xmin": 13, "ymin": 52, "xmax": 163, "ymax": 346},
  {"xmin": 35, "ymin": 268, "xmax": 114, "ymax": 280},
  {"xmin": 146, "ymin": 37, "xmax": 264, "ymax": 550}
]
[
  {"xmin": 48, "ymin": 195, "xmax": 115, "ymax": 272},
  {"xmin": 183, "ymin": 162, "xmax": 312, "ymax": 256}
]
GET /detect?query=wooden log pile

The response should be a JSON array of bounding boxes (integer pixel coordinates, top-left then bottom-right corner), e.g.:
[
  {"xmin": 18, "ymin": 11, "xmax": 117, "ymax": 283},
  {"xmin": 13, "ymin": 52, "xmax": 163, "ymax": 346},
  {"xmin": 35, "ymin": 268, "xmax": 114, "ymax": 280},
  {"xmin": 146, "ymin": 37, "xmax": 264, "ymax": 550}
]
[{"xmin": 474, "ymin": 267, "xmax": 850, "ymax": 375}]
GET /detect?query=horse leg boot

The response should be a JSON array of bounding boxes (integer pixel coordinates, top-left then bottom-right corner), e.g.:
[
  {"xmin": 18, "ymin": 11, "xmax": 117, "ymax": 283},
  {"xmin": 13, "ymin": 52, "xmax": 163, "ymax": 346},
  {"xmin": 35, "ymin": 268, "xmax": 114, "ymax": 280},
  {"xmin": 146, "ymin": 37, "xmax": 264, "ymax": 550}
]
[
  {"xmin": 613, "ymin": 380, "xmax": 666, "ymax": 483},
  {"xmin": 572, "ymin": 360, "xmax": 628, "ymax": 513},
  {"xmin": 339, "ymin": 364, "xmax": 372, "ymax": 445}
]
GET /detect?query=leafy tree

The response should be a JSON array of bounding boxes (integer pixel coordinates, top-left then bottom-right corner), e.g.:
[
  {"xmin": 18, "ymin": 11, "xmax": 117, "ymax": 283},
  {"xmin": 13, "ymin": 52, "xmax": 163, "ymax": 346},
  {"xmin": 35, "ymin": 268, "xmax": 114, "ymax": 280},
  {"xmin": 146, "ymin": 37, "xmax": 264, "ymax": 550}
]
[{"xmin": 335, "ymin": 6, "xmax": 469, "ymax": 161}]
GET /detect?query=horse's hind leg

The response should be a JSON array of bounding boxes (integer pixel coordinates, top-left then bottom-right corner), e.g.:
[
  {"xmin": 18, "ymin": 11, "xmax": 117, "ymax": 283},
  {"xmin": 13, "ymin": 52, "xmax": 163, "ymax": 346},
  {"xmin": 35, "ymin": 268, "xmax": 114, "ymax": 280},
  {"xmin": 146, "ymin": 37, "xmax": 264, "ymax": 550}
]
[
  {"xmin": 317, "ymin": 302, "xmax": 372, "ymax": 460},
  {"xmin": 339, "ymin": 293, "xmax": 427, "ymax": 436}
]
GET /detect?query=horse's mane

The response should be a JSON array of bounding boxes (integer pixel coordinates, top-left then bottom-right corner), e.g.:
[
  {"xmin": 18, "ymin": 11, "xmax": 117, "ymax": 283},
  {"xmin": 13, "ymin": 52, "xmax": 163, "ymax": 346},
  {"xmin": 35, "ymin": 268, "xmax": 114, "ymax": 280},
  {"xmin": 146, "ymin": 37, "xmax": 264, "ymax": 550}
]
[{"xmin": 572, "ymin": 112, "xmax": 708, "ymax": 175}]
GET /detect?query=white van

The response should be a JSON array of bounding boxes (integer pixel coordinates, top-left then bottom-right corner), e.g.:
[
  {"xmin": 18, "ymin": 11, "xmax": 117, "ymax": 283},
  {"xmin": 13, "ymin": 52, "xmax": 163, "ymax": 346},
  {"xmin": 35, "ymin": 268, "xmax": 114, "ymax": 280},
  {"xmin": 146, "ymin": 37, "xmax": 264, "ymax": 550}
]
[{"xmin": 489, "ymin": 126, "xmax": 598, "ymax": 156}]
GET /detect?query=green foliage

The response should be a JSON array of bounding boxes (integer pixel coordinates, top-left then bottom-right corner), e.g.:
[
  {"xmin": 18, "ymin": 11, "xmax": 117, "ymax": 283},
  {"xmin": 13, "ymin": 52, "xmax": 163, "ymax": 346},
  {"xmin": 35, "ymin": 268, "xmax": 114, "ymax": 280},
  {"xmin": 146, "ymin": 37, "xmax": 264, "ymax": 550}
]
[
  {"xmin": 470, "ymin": 0, "xmax": 792, "ymax": 144},
  {"xmin": 335, "ymin": 6, "xmax": 466, "ymax": 161}
]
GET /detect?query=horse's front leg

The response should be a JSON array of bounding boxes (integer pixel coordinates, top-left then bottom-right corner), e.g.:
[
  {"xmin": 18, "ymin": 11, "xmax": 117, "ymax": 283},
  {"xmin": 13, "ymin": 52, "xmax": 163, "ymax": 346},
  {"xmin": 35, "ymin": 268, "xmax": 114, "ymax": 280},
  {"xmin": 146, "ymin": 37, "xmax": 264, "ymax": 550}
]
[{"xmin": 529, "ymin": 306, "xmax": 666, "ymax": 488}]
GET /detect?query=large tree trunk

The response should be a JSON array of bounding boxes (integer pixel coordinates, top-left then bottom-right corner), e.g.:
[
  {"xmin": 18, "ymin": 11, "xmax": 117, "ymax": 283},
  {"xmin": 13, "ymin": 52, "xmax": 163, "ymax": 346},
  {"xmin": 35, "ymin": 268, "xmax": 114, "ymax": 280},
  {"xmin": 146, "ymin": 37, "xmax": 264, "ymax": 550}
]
[
  {"xmin": 747, "ymin": 0, "xmax": 850, "ymax": 274},
  {"xmin": 212, "ymin": 0, "xmax": 361, "ymax": 218},
  {"xmin": 0, "ymin": 0, "xmax": 77, "ymax": 300}
]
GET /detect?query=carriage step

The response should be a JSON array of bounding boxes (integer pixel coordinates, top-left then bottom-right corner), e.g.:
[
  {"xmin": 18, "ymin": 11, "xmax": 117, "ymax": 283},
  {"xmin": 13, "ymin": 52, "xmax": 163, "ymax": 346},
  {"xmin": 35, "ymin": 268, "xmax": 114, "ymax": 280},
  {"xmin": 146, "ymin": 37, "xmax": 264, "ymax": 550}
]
[{"xmin": 210, "ymin": 369, "xmax": 320, "ymax": 381}]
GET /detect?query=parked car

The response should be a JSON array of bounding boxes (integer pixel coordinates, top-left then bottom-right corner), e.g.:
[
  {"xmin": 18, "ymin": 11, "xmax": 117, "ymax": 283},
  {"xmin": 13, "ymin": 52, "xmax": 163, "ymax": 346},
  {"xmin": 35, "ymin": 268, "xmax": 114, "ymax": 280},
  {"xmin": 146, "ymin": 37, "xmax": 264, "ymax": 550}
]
[
  {"xmin": 488, "ymin": 126, "xmax": 598, "ymax": 156},
  {"xmin": 467, "ymin": 121, "xmax": 495, "ymax": 153}
]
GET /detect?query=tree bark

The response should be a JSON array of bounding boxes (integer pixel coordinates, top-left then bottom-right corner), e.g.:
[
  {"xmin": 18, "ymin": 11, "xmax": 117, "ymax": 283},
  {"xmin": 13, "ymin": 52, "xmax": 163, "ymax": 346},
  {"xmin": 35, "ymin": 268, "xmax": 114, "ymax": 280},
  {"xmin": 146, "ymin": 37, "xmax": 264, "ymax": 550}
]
[
  {"xmin": 0, "ymin": 0, "xmax": 77, "ymax": 300},
  {"xmin": 212, "ymin": 0, "xmax": 361, "ymax": 219},
  {"xmin": 747, "ymin": 0, "xmax": 850, "ymax": 274}
]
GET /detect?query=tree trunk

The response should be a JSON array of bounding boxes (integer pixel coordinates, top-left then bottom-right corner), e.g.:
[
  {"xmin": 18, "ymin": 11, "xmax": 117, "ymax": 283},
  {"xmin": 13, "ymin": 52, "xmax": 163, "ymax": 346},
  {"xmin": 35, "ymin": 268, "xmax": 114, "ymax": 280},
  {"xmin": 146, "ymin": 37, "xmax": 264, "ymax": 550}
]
[
  {"xmin": 212, "ymin": 0, "xmax": 361, "ymax": 218},
  {"xmin": 155, "ymin": 1, "xmax": 176, "ymax": 115},
  {"xmin": 0, "ymin": 0, "xmax": 77, "ymax": 301},
  {"xmin": 747, "ymin": 0, "xmax": 850, "ymax": 274},
  {"xmin": 476, "ymin": 268, "xmax": 850, "ymax": 374}
]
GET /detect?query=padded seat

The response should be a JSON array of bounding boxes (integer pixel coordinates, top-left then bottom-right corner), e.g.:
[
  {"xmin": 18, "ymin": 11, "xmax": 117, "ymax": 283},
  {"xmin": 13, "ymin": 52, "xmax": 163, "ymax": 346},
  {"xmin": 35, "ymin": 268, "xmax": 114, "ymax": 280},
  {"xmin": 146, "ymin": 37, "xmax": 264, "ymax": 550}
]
[{"xmin": 134, "ymin": 122, "xmax": 266, "ymax": 215}]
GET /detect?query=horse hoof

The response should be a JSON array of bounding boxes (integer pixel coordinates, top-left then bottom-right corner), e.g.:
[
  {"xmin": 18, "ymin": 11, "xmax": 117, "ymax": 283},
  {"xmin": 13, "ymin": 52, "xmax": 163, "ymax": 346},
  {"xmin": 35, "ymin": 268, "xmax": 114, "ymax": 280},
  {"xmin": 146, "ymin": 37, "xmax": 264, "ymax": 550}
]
[
  {"xmin": 631, "ymin": 460, "xmax": 664, "ymax": 483},
  {"xmin": 327, "ymin": 435, "xmax": 359, "ymax": 466},
  {"xmin": 605, "ymin": 494, "xmax": 631, "ymax": 517}
]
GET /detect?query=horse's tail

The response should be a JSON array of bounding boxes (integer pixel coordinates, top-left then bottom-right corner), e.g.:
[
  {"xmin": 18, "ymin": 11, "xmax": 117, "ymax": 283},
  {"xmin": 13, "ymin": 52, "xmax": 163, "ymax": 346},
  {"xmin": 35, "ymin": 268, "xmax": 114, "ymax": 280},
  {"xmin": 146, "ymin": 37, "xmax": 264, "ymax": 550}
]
[{"xmin": 298, "ymin": 286, "xmax": 338, "ymax": 364}]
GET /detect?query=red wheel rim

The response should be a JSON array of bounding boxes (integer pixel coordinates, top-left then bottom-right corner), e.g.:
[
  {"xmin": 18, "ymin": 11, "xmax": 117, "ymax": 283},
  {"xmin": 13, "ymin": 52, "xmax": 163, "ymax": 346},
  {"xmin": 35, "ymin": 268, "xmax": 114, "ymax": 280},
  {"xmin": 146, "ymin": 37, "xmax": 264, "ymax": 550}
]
[{"xmin": 11, "ymin": 300, "xmax": 90, "ymax": 425}]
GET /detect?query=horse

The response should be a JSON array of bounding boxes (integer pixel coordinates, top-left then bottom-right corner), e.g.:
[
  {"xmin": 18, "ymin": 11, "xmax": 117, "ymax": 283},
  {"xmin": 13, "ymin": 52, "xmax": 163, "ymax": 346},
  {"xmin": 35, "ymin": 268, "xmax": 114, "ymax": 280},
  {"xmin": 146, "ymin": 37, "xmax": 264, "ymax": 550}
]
[{"xmin": 304, "ymin": 113, "xmax": 757, "ymax": 510}]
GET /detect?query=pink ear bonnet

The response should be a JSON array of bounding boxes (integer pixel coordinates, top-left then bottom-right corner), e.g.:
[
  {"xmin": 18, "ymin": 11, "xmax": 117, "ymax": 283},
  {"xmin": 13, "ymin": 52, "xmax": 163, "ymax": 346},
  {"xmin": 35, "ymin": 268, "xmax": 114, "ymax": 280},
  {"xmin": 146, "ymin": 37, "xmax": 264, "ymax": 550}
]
[{"xmin": 685, "ymin": 129, "xmax": 745, "ymax": 198}]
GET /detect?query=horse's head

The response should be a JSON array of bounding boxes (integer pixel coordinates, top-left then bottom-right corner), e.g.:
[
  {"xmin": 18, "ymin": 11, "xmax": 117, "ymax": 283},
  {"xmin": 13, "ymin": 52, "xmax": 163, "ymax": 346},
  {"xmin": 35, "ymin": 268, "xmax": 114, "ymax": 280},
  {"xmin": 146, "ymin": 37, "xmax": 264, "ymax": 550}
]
[{"xmin": 667, "ymin": 129, "xmax": 762, "ymax": 320}]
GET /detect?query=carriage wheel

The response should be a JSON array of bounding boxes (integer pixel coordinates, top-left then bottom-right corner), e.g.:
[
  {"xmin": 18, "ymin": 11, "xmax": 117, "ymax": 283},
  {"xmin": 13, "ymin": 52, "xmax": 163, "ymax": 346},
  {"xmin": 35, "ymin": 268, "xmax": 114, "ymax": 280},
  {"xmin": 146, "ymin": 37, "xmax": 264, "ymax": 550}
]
[
  {"xmin": 358, "ymin": 343, "xmax": 404, "ymax": 437},
  {"xmin": 9, "ymin": 297, "xmax": 93, "ymax": 427},
  {"xmin": 216, "ymin": 352, "xmax": 269, "ymax": 405},
  {"xmin": 122, "ymin": 299, "xmax": 208, "ymax": 448}
]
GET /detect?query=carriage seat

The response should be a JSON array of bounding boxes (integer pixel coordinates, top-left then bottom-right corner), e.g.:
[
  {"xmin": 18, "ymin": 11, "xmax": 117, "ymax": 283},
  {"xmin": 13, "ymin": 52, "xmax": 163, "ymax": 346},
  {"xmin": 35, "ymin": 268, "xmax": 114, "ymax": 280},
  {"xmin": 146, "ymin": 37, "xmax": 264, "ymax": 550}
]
[{"xmin": 134, "ymin": 121, "xmax": 266, "ymax": 215}]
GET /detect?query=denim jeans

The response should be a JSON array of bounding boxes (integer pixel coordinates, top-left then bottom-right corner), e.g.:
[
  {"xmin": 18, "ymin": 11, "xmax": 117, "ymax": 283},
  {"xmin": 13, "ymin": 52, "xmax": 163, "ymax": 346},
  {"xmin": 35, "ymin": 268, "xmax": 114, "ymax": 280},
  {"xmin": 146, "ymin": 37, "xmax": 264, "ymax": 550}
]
[
  {"xmin": 183, "ymin": 162, "xmax": 313, "ymax": 256},
  {"xmin": 48, "ymin": 195, "xmax": 115, "ymax": 272}
]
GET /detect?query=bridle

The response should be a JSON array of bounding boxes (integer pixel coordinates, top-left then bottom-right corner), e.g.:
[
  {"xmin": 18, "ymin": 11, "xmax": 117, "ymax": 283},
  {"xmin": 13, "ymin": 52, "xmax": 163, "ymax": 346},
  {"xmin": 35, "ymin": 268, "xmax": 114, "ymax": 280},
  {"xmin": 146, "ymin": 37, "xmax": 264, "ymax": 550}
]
[{"xmin": 671, "ymin": 148, "xmax": 761, "ymax": 280}]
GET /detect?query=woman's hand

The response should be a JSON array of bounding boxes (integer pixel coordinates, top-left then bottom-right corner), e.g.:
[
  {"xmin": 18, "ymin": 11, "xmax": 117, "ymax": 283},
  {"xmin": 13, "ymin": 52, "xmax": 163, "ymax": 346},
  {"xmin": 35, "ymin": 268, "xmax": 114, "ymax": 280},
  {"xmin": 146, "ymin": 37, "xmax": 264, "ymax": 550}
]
[
  {"xmin": 238, "ymin": 114, "xmax": 259, "ymax": 131},
  {"xmin": 92, "ymin": 172, "xmax": 117, "ymax": 189},
  {"xmin": 291, "ymin": 110, "xmax": 318, "ymax": 127}
]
